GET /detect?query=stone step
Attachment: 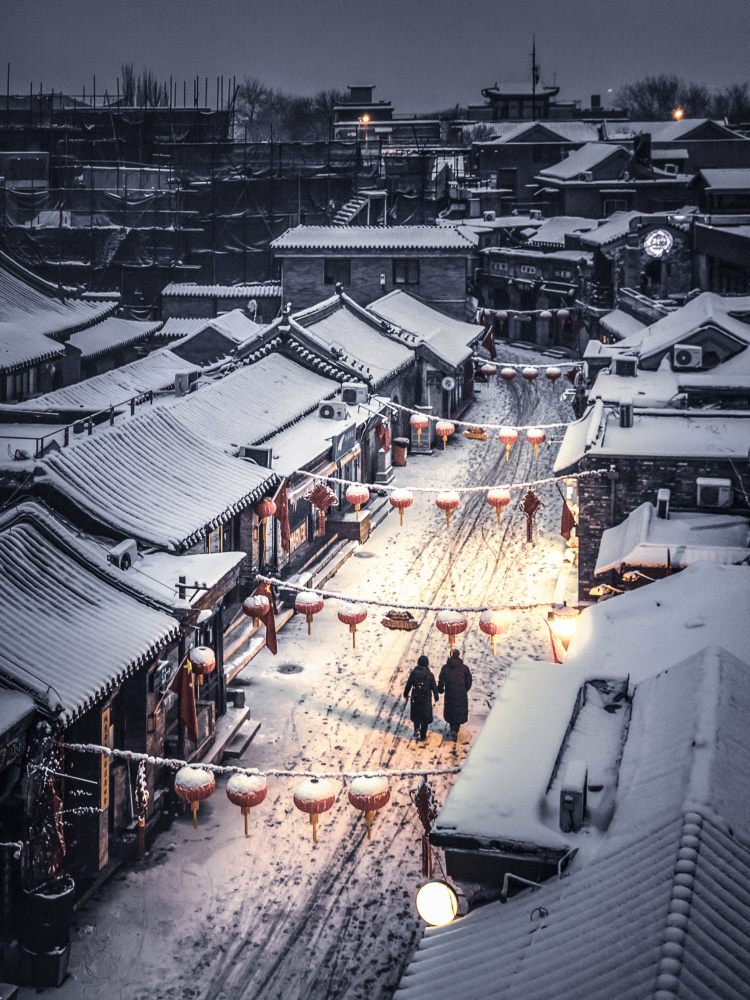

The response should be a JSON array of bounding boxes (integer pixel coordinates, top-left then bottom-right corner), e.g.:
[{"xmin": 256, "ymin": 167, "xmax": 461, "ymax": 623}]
[
  {"xmin": 222, "ymin": 720, "xmax": 262, "ymax": 760},
  {"xmin": 224, "ymin": 606, "xmax": 295, "ymax": 683}
]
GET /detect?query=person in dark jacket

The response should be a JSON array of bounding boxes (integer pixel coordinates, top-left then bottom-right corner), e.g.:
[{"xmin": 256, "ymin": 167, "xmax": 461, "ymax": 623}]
[
  {"xmin": 438, "ymin": 650, "xmax": 472, "ymax": 739},
  {"xmin": 404, "ymin": 654, "xmax": 439, "ymax": 742}
]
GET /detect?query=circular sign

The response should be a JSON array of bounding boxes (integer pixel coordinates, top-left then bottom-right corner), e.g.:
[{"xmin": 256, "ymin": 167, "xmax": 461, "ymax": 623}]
[
  {"xmin": 441, "ymin": 376, "xmax": 456, "ymax": 392},
  {"xmin": 644, "ymin": 229, "xmax": 674, "ymax": 258}
]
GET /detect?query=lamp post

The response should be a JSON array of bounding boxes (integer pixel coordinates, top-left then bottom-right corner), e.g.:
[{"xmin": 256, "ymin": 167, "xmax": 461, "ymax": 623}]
[
  {"xmin": 415, "ymin": 880, "xmax": 459, "ymax": 926},
  {"xmin": 358, "ymin": 113, "xmax": 370, "ymax": 146},
  {"xmin": 546, "ymin": 603, "xmax": 580, "ymax": 663}
]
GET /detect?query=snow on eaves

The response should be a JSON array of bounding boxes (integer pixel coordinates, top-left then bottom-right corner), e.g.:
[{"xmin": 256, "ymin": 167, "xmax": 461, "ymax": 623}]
[
  {"xmin": 0, "ymin": 510, "xmax": 181, "ymax": 723},
  {"xmin": 41, "ymin": 407, "xmax": 276, "ymax": 549},
  {"xmin": 367, "ymin": 290, "xmax": 481, "ymax": 369},
  {"xmin": 0, "ymin": 324, "xmax": 66, "ymax": 371},
  {"xmin": 270, "ymin": 226, "xmax": 474, "ymax": 252},
  {"xmin": 161, "ymin": 281, "xmax": 281, "ymax": 298}
]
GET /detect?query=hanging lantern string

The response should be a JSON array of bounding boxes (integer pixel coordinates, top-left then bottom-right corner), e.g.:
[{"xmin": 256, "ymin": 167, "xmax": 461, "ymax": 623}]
[
  {"xmin": 291, "ymin": 467, "xmax": 600, "ymax": 496},
  {"xmin": 58, "ymin": 743, "xmax": 461, "ymax": 780},
  {"xmin": 257, "ymin": 574, "xmax": 559, "ymax": 614},
  {"xmin": 386, "ymin": 400, "xmax": 571, "ymax": 432},
  {"xmin": 471, "ymin": 356, "xmax": 578, "ymax": 371},
  {"xmin": 476, "ymin": 308, "xmax": 572, "ymax": 319}
]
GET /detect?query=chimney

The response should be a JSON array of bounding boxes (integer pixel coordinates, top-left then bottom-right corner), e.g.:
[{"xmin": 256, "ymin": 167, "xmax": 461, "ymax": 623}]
[
  {"xmin": 656, "ymin": 488, "xmax": 670, "ymax": 520},
  {"xmin": 619, "ymin": 392, "xmax": 633, "ymax": 428},
  {"xmin": 335, "ymin": 281, "xmax": 344, "ymax": 297},
  {"xmin": 591, "ymin": 94, "xmax": 601, "ymax": 110}
]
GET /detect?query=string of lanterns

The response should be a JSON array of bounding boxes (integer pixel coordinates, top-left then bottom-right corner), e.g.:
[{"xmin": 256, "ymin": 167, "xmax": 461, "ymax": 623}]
[
  {"xmin": 386, "ymin": 399, "xmax": 571, "ymax": 433},
  {"xmin": 477, "ymin": 307, "xmax": 571, "ymax": 325},
  {"xmin": 294, "ymin": 466, "xmax": 600, "ymax": 496},
  {"xmin": 60, "ymin": 742, "xmax": 462, "ymax": 843}
]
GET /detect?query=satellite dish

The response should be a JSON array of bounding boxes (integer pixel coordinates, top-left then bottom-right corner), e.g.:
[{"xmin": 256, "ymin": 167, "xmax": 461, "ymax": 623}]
[{"xmin": 441, "ymin": 376, "xmax": 456, "ymax": 392}]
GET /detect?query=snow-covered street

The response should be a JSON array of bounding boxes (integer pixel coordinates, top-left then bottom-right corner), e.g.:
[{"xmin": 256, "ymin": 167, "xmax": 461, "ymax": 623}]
[{"xmin": 32, "ymin": 349, "xmax": 575, "ymax": 1000}]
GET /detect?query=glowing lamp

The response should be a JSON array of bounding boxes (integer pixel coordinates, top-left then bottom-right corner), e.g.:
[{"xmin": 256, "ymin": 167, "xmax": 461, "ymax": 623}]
[
  {"xmin": 500, "ymin": 367, "xmax": 516, "ymax": 384},
  {"xmin": 522, "ymin": 366, "xmax": 539, "ymax": 382},
  {"xmin": 545, "ymin": 366, "xmax": 562, "ymax": 384},
  {"xmin": 360, "ymin": 113, "xmax": 370, "ymax": 123},
  {"xmin": 242, "ymin": 593, "xmax": 269, "ymax": 627},
  {"xmin": 436, "ymin": 490, "xmax": 460, "ymax": 529},
  {"xmin": 348, "ymin": 775, "xmax": 390, "ymax": 840},
  {"xmin": 346, "ymin": 485, "xmax": 370, "ymax": 521},
  {"xmin": 415, "ymin": 880, "xmax": 459, "ymax": 926},
  {"xmin": 546, "ymin": 603, "xmax": 579, "ymax": 662},
  {"xmin": 478, "ymin": 608, "xmax": 511, "ymax": 655},
  {"xmin": 174, "ymin": 767, "xmax": 216, "ymax": 829},
  {"xmin": 410, "ymin": 413, "xmax": 429, "ymax": 445},
  {"xmin": 672, "ymin": 107, "xmax": 684, "ymax": 121},
  {"xmin": 526, "ymin": 427, "xmax": 546, "ymax": 459},
  {"xmin": 226, "ymin": 773, "xmax": 267, "ymax": 836},
  {"xmin": 435, "ymin": 610, "xmax": 467, "ymax": 651},
  {"xmin": 294, "ymin": 590, "xmax": 325, "ymax": 635},
  {"xmin": 486, "ymin": 487, "xmax": 512, "ymax": 525},
  {"xmin": 390, "ymin": 488, "xmax": 414, "ymax": 526},
  {"xmin": 337, "ymin": 603, "xmax": 367, "ymax": 648},
  {"xmin": 435, "ymin": 420, "xmax": 455, "ymax": 450},
  {"xmin": 293, "ymin": 777, "xmax": 337, "ymax": 843},
  {"xmin": 498, "ymin": 426, "xmax": 518, "ymax": 461}
]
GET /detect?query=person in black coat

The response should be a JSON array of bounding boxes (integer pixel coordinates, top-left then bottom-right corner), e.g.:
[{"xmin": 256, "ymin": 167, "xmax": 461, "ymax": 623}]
[
  {"xmin": 438, "ymin": 650, "xmax": 472, "ymax": 739},
  {"xmin": 404, "ymin": 655, "xmax": 439, "ymax": 742}
]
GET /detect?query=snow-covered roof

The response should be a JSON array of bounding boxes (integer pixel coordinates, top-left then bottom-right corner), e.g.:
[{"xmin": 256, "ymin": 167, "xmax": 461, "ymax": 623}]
[
  {"xmin": 66, "ymin": 317, "xmax": 161, "ymax": 359},
  {"xmin": 538, "ymin": 143, "xmax": 627, "ymax": 181},
  {"xmin": 525, "ymin": 216, "xmax": 598, "ymax": 246},
  {"xmin": 13, "ymin": 349, "xmax": 201, "ymax": 413},
  {"xmin": 262, "ymin": 402, "xmax": 370, "ymax": 477},
  {"xmin": 0, "ymin": 326, "xmax": 65, "ymax": 371},
  {"xmin": 137, "ymin": 550, "xmax": 246, "ymax": 605},
  {"xmin": 599, "ymin": 307, "xmax": 646, "ymax": 338},
  {"xmin": 174, "ymin": 309, "xmax": 264, "ymax": 347},
  {"xmin": 0, "ymin": 505, "xmax": 181, "ymax": 722},
  {"xmin": 485, "ymin": 120, "xmax": 600, "ymax": 144},
  {"xmin": 169, "ymin": 353, "xmax": 339, "ymax": 449},
  {"xmin": 0, "ymin": 260, "xmax": 116, "ymax": 341},
  {"xmin": 697, "ymin": 168, "xmax": 750, "ymax": 190},
  {"xmin": 398, "ymin": 643, "xmax": 750, "ymax": 1000},
  {"xmin": 617, "ymin": 292, "xmax": 750, "ymax": 360},
  {"xmin": 41, "ymin": 407, "xmax": 276, "ymax": 549},
  {"xmin": 161, "ymin": 281, "xmax": 281, "ymax": 298},
  {"xmin": 0, "ymin": 688, "xmax": 36, "ymax": 735},
  {"xmin": 291, "ymin": 297, "xmax": 415, "ymax": 384},
  {"xmin": 367, "ymin": 290, "xmax": 481, "ymax": 369},
  {"xmin": 579, "ymin": 211, "xmax": 641, "ymax": 246},
  {"xmin": 595, "ymin": 502, "xmax": 750, "ymax": 575},
  {"xmin": 587, "ymin": 369, "xmax": 680, "ymax": 407},
  {"xmin": 270, "ymin": 226, "xmax": 473, "ymax": 251},
  {"xmin": 554, "ymin": 397, "xmax": 750, "ymax": 472},
  {"xmin": 604, "ymin": 118, "xmax": 735, "ymax": 141},
  {"xmin": 156, "ymin": 317, "xmax": 206, "ymax": 341}
]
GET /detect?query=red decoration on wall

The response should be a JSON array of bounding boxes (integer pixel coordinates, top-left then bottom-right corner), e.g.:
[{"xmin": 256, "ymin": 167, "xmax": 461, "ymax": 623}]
[
  {"xmin": 273, "ymin": 480, "xmax": 291, "ymax": 553},
  {"xmin": 169, "ymin": 661, "xmax": 199, "ymax": 745},
  {"xmin": 305, "ymin": 482, "xmax": 339, "ymax": 535},
  {"xmin": 519, "ymin": 488, "xmax": 544, "ymax": 543},
  {"xmin": 376, "ymin": 421, "xmax": 391, "ymax": 453}
]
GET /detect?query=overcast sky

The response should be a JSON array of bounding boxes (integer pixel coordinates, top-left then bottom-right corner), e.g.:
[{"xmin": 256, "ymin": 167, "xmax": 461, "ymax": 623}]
[{"xmin": 3, "ymin": 0, "xmax": 749, "ymax": 111}]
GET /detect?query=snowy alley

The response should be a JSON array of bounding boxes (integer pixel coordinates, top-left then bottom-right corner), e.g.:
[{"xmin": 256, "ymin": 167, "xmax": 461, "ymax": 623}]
[{"xmin": 28, "ymin": 348, "xmax": 575, "ymax": 1000}]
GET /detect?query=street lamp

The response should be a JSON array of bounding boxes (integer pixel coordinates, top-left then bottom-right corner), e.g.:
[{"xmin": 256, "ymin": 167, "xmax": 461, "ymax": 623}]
[
  {"xmin": 358, "ymin": 113, "xmax": 370, "ymax": 145},
  {"xmin": 546, "ymin": 603, "xmax": 580, "ymax": 663},
  {"xmin": 672, "ymin": 107, "xmax": 684, "ymax": 121},
  {"xmin": 415, "ymin": 880, "xmax": 459, "ymax": 926}
]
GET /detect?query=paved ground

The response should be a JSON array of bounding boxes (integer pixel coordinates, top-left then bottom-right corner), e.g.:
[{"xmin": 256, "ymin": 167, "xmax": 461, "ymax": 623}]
[{"xmin": 31, "ymin": 352, "xmax": 575, "ymax": 1000}]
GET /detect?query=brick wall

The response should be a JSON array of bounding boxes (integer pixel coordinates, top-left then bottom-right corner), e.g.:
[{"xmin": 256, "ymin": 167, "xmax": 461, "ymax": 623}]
[
  {"xmin": 279, "ymin": 252, "xmax": 470, "ymax": 317},
  {"xmin": 577, "ymin": 455, "xmax": 750, "ymax": 600}
]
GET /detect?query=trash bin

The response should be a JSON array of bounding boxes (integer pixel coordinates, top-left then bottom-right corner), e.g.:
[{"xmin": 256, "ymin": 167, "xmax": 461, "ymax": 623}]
[{"xmin": 393, "ymin": 437, "xmax": 409, "ymax": 467}]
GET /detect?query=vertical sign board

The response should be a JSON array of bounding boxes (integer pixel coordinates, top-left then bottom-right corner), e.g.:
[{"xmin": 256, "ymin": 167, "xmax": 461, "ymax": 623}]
[{"xmin": 100, "ymin": 707, "xmax": 110, "ymax": 811}]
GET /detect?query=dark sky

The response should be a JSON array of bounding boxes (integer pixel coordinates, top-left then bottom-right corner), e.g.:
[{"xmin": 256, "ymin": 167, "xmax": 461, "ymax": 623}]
[{"xmin": 3, "ymin": 0, "xmax": 749, "ymax": 111}]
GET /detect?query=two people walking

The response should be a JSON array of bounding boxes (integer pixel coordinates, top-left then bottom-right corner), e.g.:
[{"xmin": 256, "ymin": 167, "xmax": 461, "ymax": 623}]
[{"xmin": 403, "ymin": 651, "xmax": 472, "ymax": 742}]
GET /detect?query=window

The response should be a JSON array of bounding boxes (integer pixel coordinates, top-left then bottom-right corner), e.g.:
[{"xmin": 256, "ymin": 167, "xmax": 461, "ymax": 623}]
[
  {"xmin": 491, "ymin": 261, "xmax": 508, "ymax": 275},
  {"xmin": 603, "ymin": 198, "xmax": 629, "ymax": 215},
  {"xmin": 324, "ymin": 258, "xmax": 351, "ymax": 285},
  {"xmin": 520, "ymin": 265, "xmax": 538, "ymax": 276},
  {"xmin": 393, "ymin": 259, "xmax": 420, "ymax": 285},
  {"xmin": 554, "ymin": 268, "xmax": 572, "ymax": 279}
]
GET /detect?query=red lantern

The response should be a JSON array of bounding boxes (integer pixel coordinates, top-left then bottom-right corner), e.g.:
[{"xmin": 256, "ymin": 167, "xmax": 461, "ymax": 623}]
[
  {"xmin": 480, "ymin": 363, "xmax": 497, "ymax": 378},
  {"xmin": 545, "ymin": 366, "xmax": 562, "ymax": 384},
  {"xmin": 295, "ymin": 591, "xmax": 324, "ymax": 635},
  {"xmin": 254, "ymin": 498, "xmax": 276, "ymax": 522},
  {"xmin": 539, "ymin": 310, "xmax": 552, "ymax": 322},
  {"xmin": 346, "ymin": 485, "xmax": 370, "ymax": 522},
  {"xmin": 526, "ymin": 427, "xmax": 546, "ymax": 459},
  {"xmin": 242, "ymin": 593, "xmax": 270, "ymax": 627},
  {"xmin": 486, "ymin": 487, "xmax": 511, "ymax": 525},
  {"xmin": 226, "ymin": 773, "xmax": 268, "ymax": 836},
  {"xmin": 498, "ymin": 426, "xmax": 518, "ymax": 462},
  {"xmin": 390, "ymin": 488, "xmax": 414, "ymax": 526},
  {"xmin": 338, "ymin": 603, "xmax": 367, "ymax": 648},
  {"xmin": 495, "ymin": 309, "xmax": 508, "ymax": 327},
  {"xmin": 557, "ymin": 308, "xmax": 570, "ymax": 330},
  {"xmin": 500, "ymin": 367, "xmax": 516, "ymax": 384},
  {"xmin": 294, "ymin": 777, "xmax": 337, "ymax": 843},
  {"xmin": 479, "ymin": 608, "xmax": 511, "ymax": 656},
  {"xmin": 435, "ymin": 610, "xmax": 467, "ymax": 652},
  {"xmin": 410, "ymin": 413, "xmax": 429, "ymax": 445},
  {"xmin": 436, "ymin": 490, "xmax": 460, "ymax": 529},
  {"xmin": 435, "ymin": 420, "xmax": 455, "ymax": 450},
  {"xmin": 348, "ymin": 776, "xmax": 390, "ymax": 841},
  {"xmin": 522, "ymin": 366, "xmax": 539, "ymax": 382},
  {"xmin": 174, "ymin": 766, "xmax": 216, "ymax": 829},
  {"xmin": 565, "ymin": 366, "xmax": 581, "ymax": 385},
  {"xmin": 189, "ymin": 646, "xmax": 215, "ymax": 688}
]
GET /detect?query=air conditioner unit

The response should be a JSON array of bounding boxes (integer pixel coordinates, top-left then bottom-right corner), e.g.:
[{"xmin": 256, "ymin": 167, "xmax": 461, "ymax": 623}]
[
  {"xmin": 619, "ymin": 393, "xmax": 633, "ymax": 428},
  {"xmin": 696, "ymin": 477, "xmax": 733, "ymax": 508},
  {"xmin": 580, "ymin": 171, "xmax": 594, "ymax": 182},
  {"xmin": 611, "ymin": 356, "xmax": 638, "ymax": 377},
  {"xmin": 175, "ymin": 371, "xmax": 199, "ymax": 396},
  {"xmin": 341, "ymin": 382, "xmax": 368, "ymax": 405},
  {"xmin": 663, "ymin": 163, "xmax": 679, "ymax": 176},
  {"xmin": 239, "ymin": 445, "xmax": 274, "ymax": 468},
  {"xmin": 483, "ymin": 210, "xmax": 496, "ymax": 222},
  {"xmin": 618, "ymin": 170, "xmax": 631, "ymax": 181},
  {"xmin": 107, "ymin": 538, "xmax": 138, "ymax": 571},
  {"xmin": 656, "ymin": 488, "xmax": 670, "ymax": 519},
  {"xmin": 318, "ymin": 401, "xmax": 348, "ymax": 420},
  {"xmin": 672, "ymin": 344, "xmax": 703, "ymax": 370},
  {"xmin": 529, "ymin": 209, "xmax": 542, "ymax": 221}
]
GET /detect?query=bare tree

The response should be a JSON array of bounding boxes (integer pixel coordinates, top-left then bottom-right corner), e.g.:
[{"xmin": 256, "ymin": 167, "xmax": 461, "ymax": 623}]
[
  {"xmin": 615, "ymin": 75, "xmax": 684, "ymax": 120},
  {"xmin": 121, "ymin": 63, "xmax": 136, "ymax": 105}
]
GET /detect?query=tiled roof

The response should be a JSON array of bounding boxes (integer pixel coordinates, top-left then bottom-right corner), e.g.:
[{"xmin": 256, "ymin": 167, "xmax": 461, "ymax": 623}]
[
  {"xmin": 599, "ymin": 307, "xmax": 646, "ymax": 337},
  {"xmin": 161, "ymin": 282, "xmax": 281, "ymax": 298},
  {"xmin": 270, "ymin": 226, "xmax": 473, "ymax": 251},
  {"xmin": 41, "ymin": 407, "xmax": 276, "ymax": 549},
  {"xmin": 0, "ymin": 326, "xmax": 65, "ymax": 371},
  {"xmin": 0, "ymin": 504, "xmax": 180, "ymax": 722},
  {"xmin": 367, "ymin": 290, "xmax": 481, "ymax": 368},
  {"xmin": 579, "ymin": 211, "xmax": 641, "ymax": 246},
  {"xmin": 14, "ymin": 348, "xmax": 201, "ymax": 413},
  {"xmin": 170, "ymin": 353, "xmax": 339, "ymax": 448},
  {"xmin": 156, "ymin": 317, "xmax": 207, "ymax": 340},
  {"xmin": 489, "ymin": 121, "xmax": 600, "ymax": 144},
  {"xmin": 620, "ymin": 292, "xmax": 750, "ymax": 360},
  {"xmin": 525, "ymin": 216, "xmax": 598, "ymax": 246},
  {"xmin": 698, "ymin": 168, "xmax": 750, "ymax": 190},
  {"xmin": 67, "ymin": 317, "xmax": 161, "ymax": 359},
  {"xmin": 539, "ymin": 143, "xmax": 628, "ymax": 180}
]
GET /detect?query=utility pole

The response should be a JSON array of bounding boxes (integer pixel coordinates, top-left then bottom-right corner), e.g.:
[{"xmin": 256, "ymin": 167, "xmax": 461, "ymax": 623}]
[{"xmin": 532, "ymin": 35, "xmax": 537, "ymax": 118}]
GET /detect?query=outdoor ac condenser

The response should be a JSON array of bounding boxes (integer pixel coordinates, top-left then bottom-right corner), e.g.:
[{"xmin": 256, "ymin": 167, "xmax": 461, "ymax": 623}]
[
  {"xmin": 611, "ymin": 356, "xmax": 638, "ymax": 377},
  {"xmin": 318, "ymin": 401, "xmax": 348, "ymax": 420},
  {"xmin": 107, "ymin": 539, "xmax": 138, "ymax": 571},
  {"xmin": 341, "ymin": 383, "xmax": 368, "ymax": 406},
  {"xmin": 696, "ymin": 477, "xmax": 733, "ymax": 508},
  {"xmin": 672, "ymin": 344, "xmax": 703, "ymax": 370}
]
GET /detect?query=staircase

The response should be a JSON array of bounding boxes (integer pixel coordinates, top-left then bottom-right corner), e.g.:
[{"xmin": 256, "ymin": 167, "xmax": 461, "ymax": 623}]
[{"xmin": 332, "ymin": 194, "xmax": 370, "ymax": 225}]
